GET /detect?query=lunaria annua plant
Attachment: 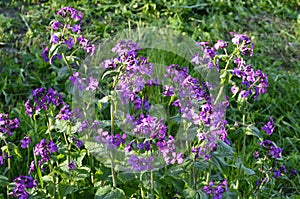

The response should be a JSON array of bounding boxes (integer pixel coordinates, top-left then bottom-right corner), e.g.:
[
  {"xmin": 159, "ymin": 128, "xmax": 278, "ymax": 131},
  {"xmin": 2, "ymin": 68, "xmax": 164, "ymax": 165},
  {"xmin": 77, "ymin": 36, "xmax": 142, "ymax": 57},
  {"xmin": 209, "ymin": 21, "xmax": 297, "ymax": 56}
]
[{"xmin": 1, "ymin": 6, "xmax": 297, "ymax": 199}]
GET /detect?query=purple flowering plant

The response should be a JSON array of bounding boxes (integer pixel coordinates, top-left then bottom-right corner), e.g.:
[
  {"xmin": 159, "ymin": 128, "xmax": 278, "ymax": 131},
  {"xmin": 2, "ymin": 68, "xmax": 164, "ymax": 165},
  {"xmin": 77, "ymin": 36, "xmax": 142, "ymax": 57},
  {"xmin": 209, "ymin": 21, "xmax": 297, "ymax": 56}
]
[
  {"xmin": 43, "ymin": 7, "xmax": 95, "ymax": 75},
  {"xmin": 1, "ymin": 6, "xmax": 299, "ymax": 199}
]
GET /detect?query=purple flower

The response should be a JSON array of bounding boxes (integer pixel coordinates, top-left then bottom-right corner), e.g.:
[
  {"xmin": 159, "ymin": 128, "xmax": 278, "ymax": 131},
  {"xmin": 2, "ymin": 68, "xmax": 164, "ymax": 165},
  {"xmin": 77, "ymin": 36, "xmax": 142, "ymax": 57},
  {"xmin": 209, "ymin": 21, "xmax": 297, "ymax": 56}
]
[
  {"xmin": 64, "ymin": 37, "xmax": 75, "ymax": 49},
  {"xmin": 269, "ymin": 146, "xmax": 281, "ymax": 159},
  {"xmin": 49, "ymin": 53, "xmax": 62, "ymax": 65},
  {"xmin": 34, "ymin": 139, "xmax": 57, "ymax": 165},
  {"xmin": 25, "ymin": 100, "xmax": 33, "ymax": 117},
  {"xmin": 84, "ymin": 44, "xmax": 95, "ymax": 55},
  {"xmin": 86, "ymin": 77, "xmax": 99, "ymax": 91},
  {"xmin": 230, "ymin": 32, "xmax": 251, "ymax": 45},
  {"xmin": 20, "ymin": 136, "xmax": 31, "ymax": 149},
  {"xmin": 51, "ymin": 35, "xmax": 59, "ymax": 44},
  {"xmin": 0, "ymin": 156, "xmax": 4, "ymax": 166},
  {"xmin": 28, "ymin": 161, "xmax": 35, "ymax": 175},
  {"xmin": 10, "ymin": 175, "xmax": 37, "ymax": 199},
  {"xmin": 77, "ymin": 35, "xmax": 89, "ymax": 47},
  {"xmin": 157, "ymin": 136, "xmax": 183, "ymax": 165},
  {"xmin": 191, "ymin": 53, "xmax": 201, "ymax": 65},
  {"xmin": 203, "ymin": 179, "xmax": 228, "ymax": 199},
  {"xmin": 95, "ymin": 130, "xmax": 126, "ymax": 150},
  {"xmin": 48, "ymin": 140, "xmax": 58, "ymax": 153},
  {"xmin": 0, "ymin": 113, "xmax": 19, "ymax": 136},
  {"xmin": 163, "ymin": 85, "xmax": 174, "ymax": 96},
  {"xmin": 260, "ymin": 140, "xmax": 282, "ymax": 159},
  {"xmin": 68, "ymin": 161, "xmax": 76, "ymax": 170},
  {"xmin": 214, "ymin": 40, "xmax": 228, "ymax": 50},
  {"xmin": 71, "ymin": 24, "xmax": 81, "ymax": 34},
  {"xmin": 253, "ymin": 151, "xmax": 259, "ymax": 159},
  {"xmin": 42, "ymin": 47, "xmax": 49, "ymax": 62},
  {"xmin": 291, "ymin": 169, "xmax": 297, "ymax": 176},
  {"xmin": 273, "ymin": 169, "xmax": 281, "ymax": 178},
  {"xmin": 112, "ymin": 40, "xmax": 141, "ymax": 56},
  {"xmin": 57, "ymin": 7, "xmax": 82, "ymax": 21},
  {"xmin": 280, "ymin": 165, "xmax": 287, "ymax": 173},
  {"xmin": 143, "ymin": 99, "xmax": 151, "ymax": 111},
  {"xmin": 262, "ymin": 116, "xmax": 274, "ymax": 135},
  {"xmin": 72, "ymin": 138, "xmax": 83, "ymax": 148},
  {"xmin": 55, "ymin": 104, "xmax": 72, "ymax": 120},
  {"xmin": 127, "ymin": 154, "xmax": 154, "ymax": 172},
  {"xmin": 52, "ymin": 21, "xmax": 60, "ymax": 30}
]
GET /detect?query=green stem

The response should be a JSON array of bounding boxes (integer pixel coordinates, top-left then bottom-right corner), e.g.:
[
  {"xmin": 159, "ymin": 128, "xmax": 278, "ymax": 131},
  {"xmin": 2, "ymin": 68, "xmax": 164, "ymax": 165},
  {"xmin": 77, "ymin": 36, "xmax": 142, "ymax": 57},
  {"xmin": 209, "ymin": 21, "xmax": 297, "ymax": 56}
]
[
  {"xmin": 47, "ymin": 114, "xmax": 53, "ymax": 141},
  {"xmin": 213, "ymin": 44, "xmax": 244, "ymax": 106},
  {"xmin": 150, "ymin": 170, "xmax": 155, "ymax": 199},
  {"xmin": 110, "ymin": 100, "xmax": 116, "ymax": 188},
  {"xmin": 242, "ymin": 106, "xmax": 246, "ymax": 162},
  {"xmin": 110, "ymin": 152, "xmax": 116, "ymax": 188},
  {"xmin": 4, "ymin": 140, "xmax": 10, "ymax": 199},
  {"xmin": 206, "ymin": 162, "xmax": 212, "ymax": 184},
  {"xmin": 62, "ymin": 52, "xmax": 73, "ymax": 75},
  {"xmin": 193, "ymin": 157, "xmax": 197, "ymax": 190}
]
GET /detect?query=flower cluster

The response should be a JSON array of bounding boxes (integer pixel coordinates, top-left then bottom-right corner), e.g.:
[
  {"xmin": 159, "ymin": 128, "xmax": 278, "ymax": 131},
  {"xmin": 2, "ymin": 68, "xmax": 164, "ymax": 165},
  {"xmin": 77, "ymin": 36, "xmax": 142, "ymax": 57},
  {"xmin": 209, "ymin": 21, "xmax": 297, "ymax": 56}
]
[
  {"xmin": 164, "ymin": 64, "xmax": 210, "ymax": 125},
  {"xmin": 20, "ymin": 135, "xmax": 31, "ymax": 149},
  {"xmin": 203, "ymin": 179, "xmax": 228, "ymax": 199},
  {"xmin": 69, "ymin": 72, "xmax": 99, "ymax": 92},
  {"xmin": 192, "ymin": 33, "xmax": 268, "ymax": 101},
  {"xmin": 42, "ymin": 7, "xmax": 94, "ymax": 63},
  {"xmin": 157, "ymin": 136, "xmax": 183, "ymax": 165},
  {"xmin": 68, "ymin": 161, "xmax": 76, "ymax": 171},
  {"xmin": 127, "ymin": 154, "xmax": 154, "ymax": 172},
  {"xmin": 95, "ymin": 128, "xmax": 126, "ymax": 150},
  {"xmin": 231, "ymin": 59, "xmax": 269, "ymax": 100},
  {"xmin": 34, "ymin": 139, "xmax": 58, "ymax": 166},
  {"xmin": 273, "ymin": 165, "xmax": 287, "ymax": 178},
  {"xmin": 0, "ymin": 113, "xmax": 19, "ymax": 136},
  {"xmin": 9, "ymin": 175, "xmax": 37, "ymax": 199},
  {"xmin": 259, "ymin": 140, "xmax": 282, "ymax": 159},
  {"xmin": 25, "ymin": 87, "xmax": 72, "ymax": 120},
  {"xmin": 102, "ymin": 41, "xmax": 154, "ymax": 111},
  {"xmin": 262, "ymin": 116, "xmax": 275, "ymax": 135},
  {"xmin": 127, "ymin": 114, "xmax": 166, "ymax": 139},
  {"xmin": 125, "ymin": 140, "xmax": 151, "ymax": 153},
  {"xmin": 112, "ymin": 40, "xmax": 141, "ymax": 56},
  {"xmin": 0, "ymin": 152, "xmax": 10, "ymax": 166},
  {"xmin": 193, "ymin": 101, "xmax": 228, "ymax": 160},
  {"xmin": 163, "ymin": 64, "xmax": 228, "ymax": 160}
]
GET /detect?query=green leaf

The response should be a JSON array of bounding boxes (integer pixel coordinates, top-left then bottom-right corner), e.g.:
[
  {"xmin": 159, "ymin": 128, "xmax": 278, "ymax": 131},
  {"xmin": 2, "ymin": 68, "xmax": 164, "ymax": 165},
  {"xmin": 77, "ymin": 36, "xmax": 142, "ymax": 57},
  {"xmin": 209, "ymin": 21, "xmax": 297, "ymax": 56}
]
[
  {"xmin": 118, "ymin": 172, "xmax": 135, "ymax": 183},
  {"xmin": 216, "ymin": 140, "xmax": 235, "ymax": 157},
  {"xmin": 0, "ymin": 175, "xmax": 9, "ymax": 187},
  {"xmin": 194, "ymin": 161, "xmax": 209, "ymax": 171},
  {"xmin": 42, "ymin": 175, "xmax": 53, "ymax": 182},
  {"xmin": 183, "ymin": 188, "xmax": 197, "ymax": 199},
  {"xmin": 95, "ymin": 185, "xmax": 126, "ymax": 199},
  {"xmin": 236, "ymin": 158, "xmax": 256, "ymax": 175},
  {"xmin": 58, "ymin": 183, "xmax": 78, "ymax": 197},
  {"xmin": 220, "ymin": 69, "xmax": 228, "ymax": 85},
  {"xmin": 245, "ymin": 126, "xmax": 263, "ymax": 140}
]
